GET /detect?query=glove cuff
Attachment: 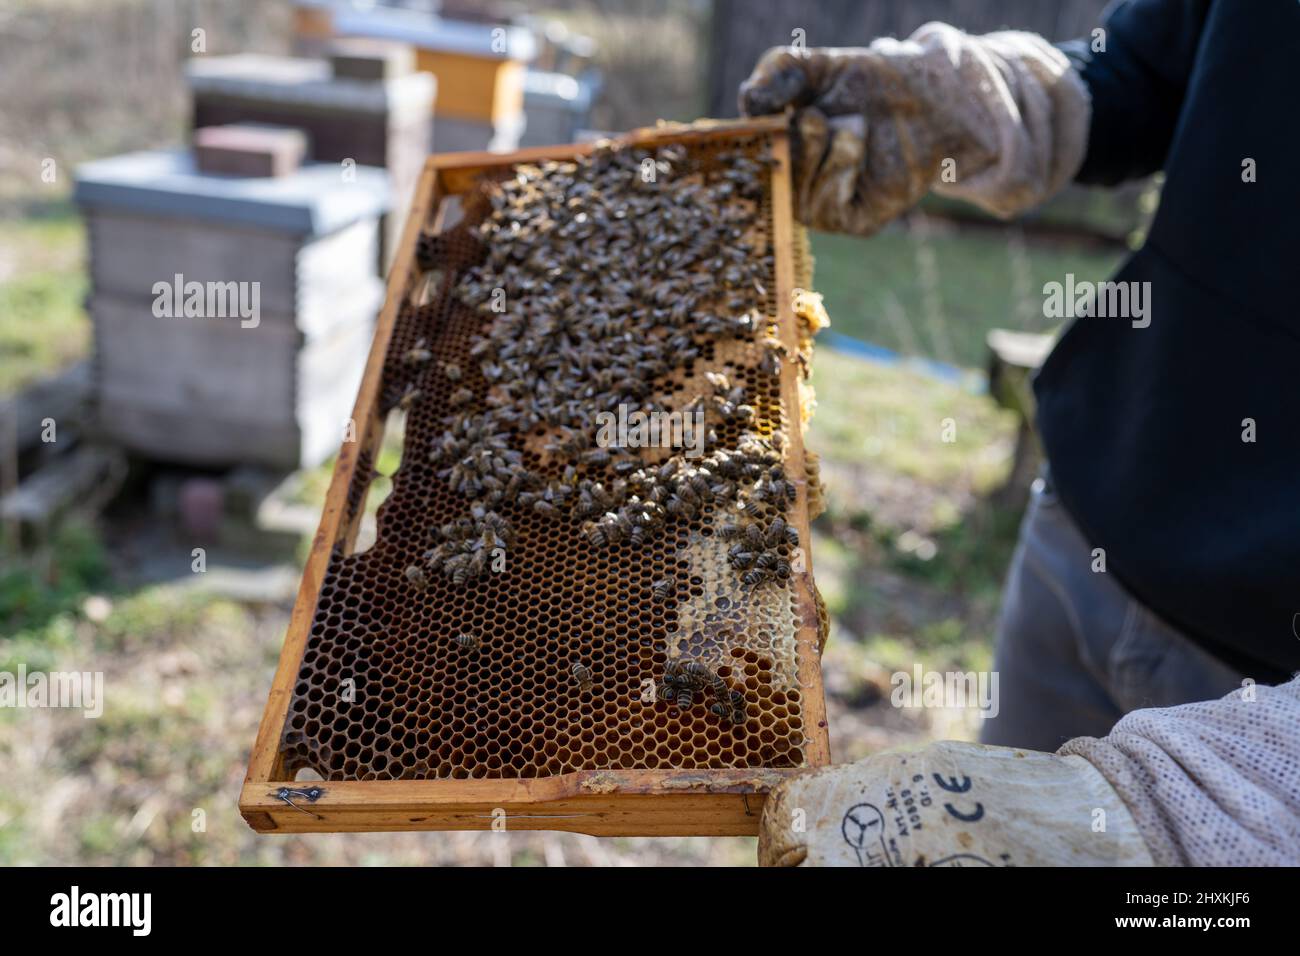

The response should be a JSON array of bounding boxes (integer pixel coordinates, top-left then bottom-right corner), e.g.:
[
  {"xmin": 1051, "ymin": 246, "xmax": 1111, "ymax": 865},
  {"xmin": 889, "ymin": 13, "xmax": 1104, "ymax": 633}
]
[{"xmin": 908, "ymin": 23, "xmax": 1092, "ymax": 217}]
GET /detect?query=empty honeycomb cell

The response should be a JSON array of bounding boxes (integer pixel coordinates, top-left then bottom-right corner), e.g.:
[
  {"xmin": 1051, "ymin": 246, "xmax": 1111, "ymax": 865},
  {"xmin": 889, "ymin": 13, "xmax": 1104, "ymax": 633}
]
[{"xmin": 278, "ymin": 133, "xmax": 819, "ymax": 783}]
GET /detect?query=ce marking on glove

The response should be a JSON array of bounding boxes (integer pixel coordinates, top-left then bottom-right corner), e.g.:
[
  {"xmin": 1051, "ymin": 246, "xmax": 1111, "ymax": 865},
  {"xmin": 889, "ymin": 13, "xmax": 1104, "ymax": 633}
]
[{"xmin": 933, "ymin": 772, "xmax": 985, "ymax": 823}]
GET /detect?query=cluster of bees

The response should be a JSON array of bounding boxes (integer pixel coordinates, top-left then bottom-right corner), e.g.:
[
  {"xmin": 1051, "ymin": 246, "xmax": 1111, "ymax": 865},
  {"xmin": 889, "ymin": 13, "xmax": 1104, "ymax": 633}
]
[
  {"xmin": 419, "ymin": 505, "xmax": 514, "ymax": 587},
  {"xmin": 403, "ymin": 139, "xmax": 801, "ymax": 725},
  {"xmin": 722, "ymin": 515, "xmax": 799, "ymax": 589},
  {"xmin": 688, "ymin": 371, "xmax": 755, "ymax": 424},
  {"xmin": 658, "ymin": 660, "xmax": 747, "ymax": 726},
  {"xmin": 576, "ymin": 433, "xmax": 784, "ymax": 554}
]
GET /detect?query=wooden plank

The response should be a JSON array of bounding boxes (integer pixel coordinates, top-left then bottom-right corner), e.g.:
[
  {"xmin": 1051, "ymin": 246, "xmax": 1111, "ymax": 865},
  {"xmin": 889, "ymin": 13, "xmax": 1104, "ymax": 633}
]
[
  {"xmin": 0, "ymin": 445, "xmax": 125, "ymax": 532},
  {"xmin": 87, "ymin": 211, "xmax": 380, "ymax": 327},
  {"xmin": 87, "ymin": 211, "xmax": 301, "ymax": 315},
  {"xmin": 767, "ymin": 133, "xmax": 832, "ymax": 768},
  {"xmin": 93, "ymin": 294, "xmax": 375, "ymax": 469},
  {"xmin": 240, "ymin": 769, "xmax": 794, "ymax": 835},
  {"xmin": 0, "ymin": 360, "xmax": 91, "ymax": 454},
  {"xmin": 93, "ymin": 296, "xmax": 300, "ymax": 418}
]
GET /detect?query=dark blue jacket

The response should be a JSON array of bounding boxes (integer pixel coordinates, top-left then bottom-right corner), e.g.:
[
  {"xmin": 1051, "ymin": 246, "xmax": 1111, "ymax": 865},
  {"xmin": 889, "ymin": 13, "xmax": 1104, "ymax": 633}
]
[{"xmin": 1042, "ymin": 0, "xmax": 1300, "ymax": 680}]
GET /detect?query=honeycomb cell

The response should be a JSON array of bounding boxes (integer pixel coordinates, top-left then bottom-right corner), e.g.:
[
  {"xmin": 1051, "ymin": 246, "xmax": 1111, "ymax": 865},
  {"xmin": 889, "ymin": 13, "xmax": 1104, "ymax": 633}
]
[{"xmin": 281, "ymin": 135, "xmax": 819, "ymax": 782}]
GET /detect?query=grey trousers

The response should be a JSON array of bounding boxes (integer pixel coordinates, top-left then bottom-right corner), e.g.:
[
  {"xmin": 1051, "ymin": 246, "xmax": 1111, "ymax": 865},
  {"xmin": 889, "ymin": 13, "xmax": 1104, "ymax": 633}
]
[{"xmin": 978, "ymin": 471, "xmax": 1245, "ymax": 753}]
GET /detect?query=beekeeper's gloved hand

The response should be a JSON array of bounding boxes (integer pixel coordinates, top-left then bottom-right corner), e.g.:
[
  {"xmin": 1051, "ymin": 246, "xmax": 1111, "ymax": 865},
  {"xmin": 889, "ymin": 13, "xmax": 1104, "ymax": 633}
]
[
  {"xmin": 738, "ymin": 24, "xmax": 1090, "ymax": 236},
  {"xmin": 759, "ymin": 741, "xmax": 1152, "ymax": 867},
  {"xmin": 759, "ymin": 678, "xmax": 1300, "ymax": 866}
]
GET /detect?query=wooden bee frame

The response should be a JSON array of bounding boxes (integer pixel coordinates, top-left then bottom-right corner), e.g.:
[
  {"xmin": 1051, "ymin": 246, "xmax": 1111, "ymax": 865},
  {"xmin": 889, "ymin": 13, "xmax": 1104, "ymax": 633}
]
[{"xmin": 240, "ymin": 116, "xmax": 831, "ymax": 836}]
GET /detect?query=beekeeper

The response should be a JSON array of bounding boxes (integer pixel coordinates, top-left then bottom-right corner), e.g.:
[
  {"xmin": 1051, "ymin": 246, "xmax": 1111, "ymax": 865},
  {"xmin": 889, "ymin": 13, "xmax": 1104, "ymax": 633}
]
[{"xmin": 739, "ymin": 0, "xmax": 1300, "ymax": 866}]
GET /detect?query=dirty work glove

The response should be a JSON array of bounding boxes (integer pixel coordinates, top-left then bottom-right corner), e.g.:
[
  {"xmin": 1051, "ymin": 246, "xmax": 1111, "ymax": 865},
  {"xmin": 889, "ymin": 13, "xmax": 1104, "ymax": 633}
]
[
  {"xmin": 738, "ymin": 23, "xmax": 1090, "ymax": 236},
  {"xmin": 760, "ymin": 677, "xmax": 1300, "ymax": 866},
  {"xmin": 758, "ymin": 741, "xmax": 1153, "ymax": 867}
]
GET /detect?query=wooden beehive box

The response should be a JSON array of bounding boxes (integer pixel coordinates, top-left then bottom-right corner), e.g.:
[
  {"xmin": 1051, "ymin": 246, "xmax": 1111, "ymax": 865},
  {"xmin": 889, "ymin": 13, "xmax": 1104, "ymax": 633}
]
[
  {"xmin": 241, "ymin": 116, "xmax": 830, "ymax": 836},
  {"xmin": 75, "ymin": 150, "xmax": 390, "ymax": 471},
  {"xmin": 186, "ymin": 53, "xmax": 435, "ymax": 264}
]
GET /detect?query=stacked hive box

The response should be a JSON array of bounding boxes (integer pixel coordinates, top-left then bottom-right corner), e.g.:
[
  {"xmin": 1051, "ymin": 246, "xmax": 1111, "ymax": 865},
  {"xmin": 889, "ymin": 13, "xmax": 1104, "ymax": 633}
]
[
  {"xmin": 322, "ymin": 3, "xmax": 534, "ymax": 152},
  {"xmin": 74, "ymin": 150, "xmax": 390, "ymax": 470},
  {"xmin": 519, "ymin": 70, "xmax": 599, "ymax": 147},
  {"xmin": 185, "ymin": 52, "xmax": 435, "ymax": 266}
]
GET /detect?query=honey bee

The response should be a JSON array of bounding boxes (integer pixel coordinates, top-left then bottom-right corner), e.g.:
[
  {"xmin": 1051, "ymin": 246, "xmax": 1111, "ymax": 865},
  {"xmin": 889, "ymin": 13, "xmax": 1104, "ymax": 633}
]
[
  {"xmin": 728, "ymin": 547, "xmax": 757, "ymax": 570},
  {"xmin": 581, "ymin": 521, "xmax": 607, "ymax": 548},
  {"xmin": 728, "ymin": 704, "xmax": 746, "ymax": 727},
  {"xmin": 710, "ymin": 480, "xmax": 737, "ymax": 501},
  {"xmin": 571, "ymin": 662, "xmax": 595, "ymax": 693},
  {"xmin": 398, "ymin": 384, "xmax": 422, "ymax": 411},
  {"xmin": 766, "ymin": 516, "xmax": 799, "ymax": 548},
  {"xmin": 405, "ymin": 339, "xmax": 433, "ymax": 364},
  {"xmin": 665, "ymin": 494, "xmax": 697, "ymax": 519},
  {"xmin": 454, "ymin": 632, "xmax": 481, "ymax": 651},
  {"xmin": 706, "ymin": 669, "xmax": 728, "ymax": 699},
  {"xmin": 763, "ymin": 466, "xmax": 797, "ymax": 505},
  {"xmin": 673, "ymin": 685, "xmax": 695, "ymax": 710},
  {"xmin": 404, "ymin": 564, "xmax": 429, "ymax": 590},
  {"xmin": 651, "ymin": 577, "xmax": 676, "ymax": 602},
  {"xmin": 679, "ymin": 661, "xmax": 710, "ymax": 688}
]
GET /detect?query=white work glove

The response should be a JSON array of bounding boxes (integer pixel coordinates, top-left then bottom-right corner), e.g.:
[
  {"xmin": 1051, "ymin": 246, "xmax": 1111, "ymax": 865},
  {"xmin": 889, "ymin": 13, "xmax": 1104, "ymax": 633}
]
[
  {"xmin": 739, "ymin": 23, "xmax": 1090, "ymax": 236},
  {"xmin": 758, "ymin": 741, "xmax": 1153, "ymax": 867}
]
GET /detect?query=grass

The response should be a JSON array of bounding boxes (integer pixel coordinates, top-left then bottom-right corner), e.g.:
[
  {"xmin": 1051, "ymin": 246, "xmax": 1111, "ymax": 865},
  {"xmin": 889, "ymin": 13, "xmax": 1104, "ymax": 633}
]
[
  {"xmin": 802, "ymin": 344, "xmax": 1023, "ymax": 761},
  {"xmin": 0, "ymin": 201, "xmax": 88, "ymax": 394},
  {"xmin": 809, "ymin": 217, "xmax": 1125, "ymax": 368}
]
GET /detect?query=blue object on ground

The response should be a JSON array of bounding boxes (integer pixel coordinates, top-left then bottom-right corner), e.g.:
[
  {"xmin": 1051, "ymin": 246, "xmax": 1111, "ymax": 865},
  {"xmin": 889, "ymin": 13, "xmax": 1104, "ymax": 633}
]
[{"xmin": 820, "ymin": 329, "xmax": 982, "ymax": 391}]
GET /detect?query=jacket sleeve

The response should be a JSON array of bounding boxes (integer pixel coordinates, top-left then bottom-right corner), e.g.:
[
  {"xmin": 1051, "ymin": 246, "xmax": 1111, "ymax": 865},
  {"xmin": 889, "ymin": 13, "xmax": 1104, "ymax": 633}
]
[
  {"xmin": 1057, "ymin": 0, "xmax": 1212, "ymax": 185},
  {"xmin": 1059, "ymin": 675, "xmax": 1300, "ymax": 866}
]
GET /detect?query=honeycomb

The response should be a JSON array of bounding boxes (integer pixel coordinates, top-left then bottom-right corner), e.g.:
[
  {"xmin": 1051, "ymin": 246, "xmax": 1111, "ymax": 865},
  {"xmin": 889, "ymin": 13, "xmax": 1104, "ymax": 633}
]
[{"xmin": 280, "ymin": 132, "xmax": 824, "ymax": 782}]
